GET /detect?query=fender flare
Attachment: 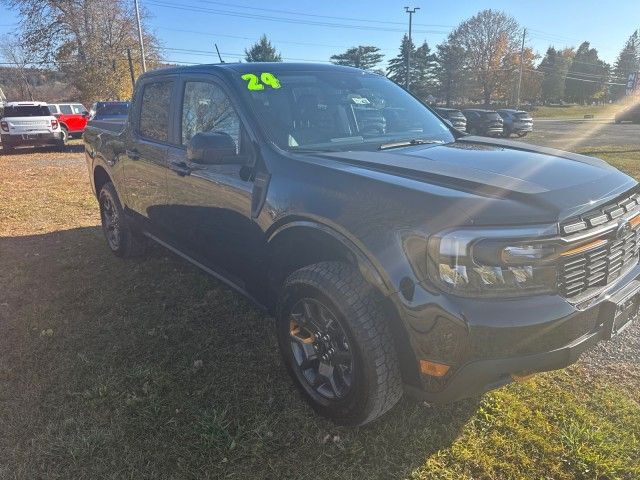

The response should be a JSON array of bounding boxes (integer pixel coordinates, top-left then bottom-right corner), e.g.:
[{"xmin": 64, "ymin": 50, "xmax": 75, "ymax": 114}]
[{"xmin": 266, "ymin": 219, "xmax": 395, "ymax": 297}]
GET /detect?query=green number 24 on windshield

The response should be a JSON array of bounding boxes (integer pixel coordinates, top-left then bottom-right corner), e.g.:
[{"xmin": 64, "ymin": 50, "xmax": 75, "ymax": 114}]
[{"xmin": 241, "ymin": 72, "xmax": 282, "ymax": 91}]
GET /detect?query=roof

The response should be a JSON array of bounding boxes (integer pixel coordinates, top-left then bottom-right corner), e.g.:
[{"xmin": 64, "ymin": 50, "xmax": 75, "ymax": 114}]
[
  {"xmin": 463, "ymin": 108, "xmax": 498, "ymax": 113},
  {"xmin": 141, "ymin": 62, "xmax": 372, "ymax": 79},
  {"xmin": 497, "ymin": 109, "xmax": 528, "ymax": 114},
  {"xmin": 5, "ymin": 101, "xmax": 48, "ymax": 106}
]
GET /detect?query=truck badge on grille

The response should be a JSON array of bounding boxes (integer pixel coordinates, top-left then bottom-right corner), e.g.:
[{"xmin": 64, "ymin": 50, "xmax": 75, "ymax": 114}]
[{"xmin": 615, "ymin": 220, "xmax": 632, "ymax": 240}]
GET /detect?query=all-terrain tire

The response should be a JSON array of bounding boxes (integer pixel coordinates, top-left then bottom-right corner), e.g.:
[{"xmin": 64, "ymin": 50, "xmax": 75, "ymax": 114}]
[
  {"xmin": 277, "ymin": 261, "xmax": 403, "ymax": 425},
  {"xmin": 98, "ymin": 182, "xmax": 146, "ymax": 257}
]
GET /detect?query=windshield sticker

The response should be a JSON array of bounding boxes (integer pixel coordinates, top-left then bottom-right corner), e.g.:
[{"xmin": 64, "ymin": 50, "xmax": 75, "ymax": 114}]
[
  {"xmin": 351, "ymin": 97, "xmax": 371, "ymax": 105},
  {"xmin": 241, "ymin": 72, "xmax": 282, "ymax": 91}
]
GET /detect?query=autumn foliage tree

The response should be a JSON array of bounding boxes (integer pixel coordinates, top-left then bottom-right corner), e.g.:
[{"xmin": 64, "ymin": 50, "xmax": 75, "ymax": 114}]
[
  {"xmin": 449, "ymin": 9, "xmax": 522, "ymax": 105},
  {"xmin": 1, "ymin": 0, "xmax": 161, "ymax": 105}
]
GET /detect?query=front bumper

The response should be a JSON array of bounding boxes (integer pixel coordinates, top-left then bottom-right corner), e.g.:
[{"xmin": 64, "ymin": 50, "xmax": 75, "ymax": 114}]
[
  {"xmin": 398, "ymin": 263, "xmax": 640, "ymax": 404},
  {"xmin": 405, "ymin": 322, "xmax": 604, "ymax": 403},
  {"xmin": 1, "ymin": 132, "xmax": 63, "ymax": 147}
]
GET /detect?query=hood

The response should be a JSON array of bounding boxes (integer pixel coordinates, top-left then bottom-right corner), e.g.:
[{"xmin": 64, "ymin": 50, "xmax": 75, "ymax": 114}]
[{"xmin": 311, "ymin": 137, "xmax": 637, "ymax": 223}]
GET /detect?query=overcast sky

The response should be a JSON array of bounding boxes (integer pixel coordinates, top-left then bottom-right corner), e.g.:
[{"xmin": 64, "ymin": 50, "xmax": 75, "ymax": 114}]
[{"xmin": 1, "ymin": 0, "xmax": 638, "ymax": 67}]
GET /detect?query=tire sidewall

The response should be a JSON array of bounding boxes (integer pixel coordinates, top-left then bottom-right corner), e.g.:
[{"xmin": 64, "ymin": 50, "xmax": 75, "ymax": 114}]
[
  {"xmin": 277, "ymin": 282, "xmax": 375, "ymax": 423},
  {"xmin": 99, "ymin": 184, "xmax": 127, "ymax": 257}
]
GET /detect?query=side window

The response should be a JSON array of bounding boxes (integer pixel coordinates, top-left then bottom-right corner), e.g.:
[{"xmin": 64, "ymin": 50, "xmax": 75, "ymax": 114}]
[
  {"xmin": 49, "ymin": 105, "xmax": 59, "ymax": 114},
  {"xmin": 59, "ymin": 104, "xmax": 73, "ymax": 114},
  {"xmin": 72, "ymin": 104, "xmax": 85, "ymax": 114},
  {"xmin": 181, "ymin": 81, "xmax": 240, "ymax": 150},
  {"xmin": 139, "ymin": 81, "xmax": 173, "ymax": 143}
]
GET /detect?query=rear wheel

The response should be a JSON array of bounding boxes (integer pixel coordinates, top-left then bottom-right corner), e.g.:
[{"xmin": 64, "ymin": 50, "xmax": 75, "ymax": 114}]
[
  {"xmin": 98, "ymin": 182, "xmax": 146, "ymax": 257},
  {"xmin": 61, "ymin": 126, "xmax": 69, "ymax": 144},
  {"xmin": 277, "ymin": 261, "xmax": 402, "ymax": 425}
]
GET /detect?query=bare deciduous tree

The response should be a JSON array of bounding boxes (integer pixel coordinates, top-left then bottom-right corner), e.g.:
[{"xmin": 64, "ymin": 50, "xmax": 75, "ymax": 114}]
[{"xmin": 2, "ymin": 0, "xmax": 162, "ymax": 105}]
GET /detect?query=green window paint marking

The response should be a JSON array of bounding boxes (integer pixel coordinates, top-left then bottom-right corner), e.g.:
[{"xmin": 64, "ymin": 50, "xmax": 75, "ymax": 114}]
[
  {"xmin": 241, "ymin": 73, "xmax": 264, "ymax": 91},
  {"xmin": 241, "ymin": 72, "xmax": 282, "ymax": 91}
]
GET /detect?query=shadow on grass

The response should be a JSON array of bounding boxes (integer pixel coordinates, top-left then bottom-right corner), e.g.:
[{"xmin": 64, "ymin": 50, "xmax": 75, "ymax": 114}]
[
  {"xmin": 580, "ymin": 148, "xmax": 640, "ymax": 156},
  {"xmin": 0, "ymin": 227, "xmax": 478, "ymax": 480}
]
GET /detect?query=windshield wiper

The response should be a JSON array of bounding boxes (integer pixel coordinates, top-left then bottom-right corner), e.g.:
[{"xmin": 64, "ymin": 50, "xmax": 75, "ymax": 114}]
[{"xmin": 378, "ymin": 139, "xmax": 444, "ymax": 150}]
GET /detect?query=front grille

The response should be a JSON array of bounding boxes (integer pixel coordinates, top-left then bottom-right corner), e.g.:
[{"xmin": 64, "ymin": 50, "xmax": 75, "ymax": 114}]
[
  {"xmin": 559, "ymin": 226, "xmax": 640, "ymax": 298},
  {"xmin": 561, "ymin": 188, "xmax": 640, "ymax": 235}
]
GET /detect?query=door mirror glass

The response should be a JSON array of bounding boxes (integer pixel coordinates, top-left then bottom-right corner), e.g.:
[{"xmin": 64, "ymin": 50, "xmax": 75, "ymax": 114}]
[{"xmin": 187, "ymin": 131, "xmax": 241, "ymax": 165}]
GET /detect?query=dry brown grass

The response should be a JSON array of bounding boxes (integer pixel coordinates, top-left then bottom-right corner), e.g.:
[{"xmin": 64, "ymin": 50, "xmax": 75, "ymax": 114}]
[{"xmin": 0, "ymin": 143, "xmax": 638, "ymax": 480}]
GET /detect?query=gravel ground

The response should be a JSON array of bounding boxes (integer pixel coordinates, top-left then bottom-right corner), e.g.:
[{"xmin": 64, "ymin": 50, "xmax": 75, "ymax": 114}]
[{"xmin": 582, "ymin": 321, "xmax": 640, "ymax": 367}]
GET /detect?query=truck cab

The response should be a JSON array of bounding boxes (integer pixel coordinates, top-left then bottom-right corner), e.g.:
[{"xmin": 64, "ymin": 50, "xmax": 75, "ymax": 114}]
[{"xmin": 83, "ymin": 63, "xmax": 639, "ymax": 425}]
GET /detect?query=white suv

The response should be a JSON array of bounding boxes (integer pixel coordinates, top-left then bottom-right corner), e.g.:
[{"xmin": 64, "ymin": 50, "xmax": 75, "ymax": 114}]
[{"xmin": 0, "ymin": 101, "xmax": 65, "ymax": 153}]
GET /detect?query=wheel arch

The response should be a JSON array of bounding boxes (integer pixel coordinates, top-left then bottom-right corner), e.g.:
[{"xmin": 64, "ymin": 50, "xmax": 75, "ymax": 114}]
[
  {"xmin": 266, "ymin": 220, "xmax": 420, "ymax": 385},
  {"xmin": 93, "ymin": 165, "xmax": 112, "ymax": 198}
]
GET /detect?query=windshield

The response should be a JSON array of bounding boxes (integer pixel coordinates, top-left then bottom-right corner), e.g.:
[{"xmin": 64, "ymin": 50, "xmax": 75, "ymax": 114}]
[
  {"xmin": 3, "ymin": 105, "xmax": 51, "ymax": 117},
  {"xmin": 236, "ymin": 70, "xmax": 454, "ymax": 151}
]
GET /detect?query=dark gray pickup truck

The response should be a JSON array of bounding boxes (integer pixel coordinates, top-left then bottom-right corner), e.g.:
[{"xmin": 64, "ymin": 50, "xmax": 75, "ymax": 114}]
[{"xmin": 84, "ymin": 63, "xmax": 639, "ymax": 425}]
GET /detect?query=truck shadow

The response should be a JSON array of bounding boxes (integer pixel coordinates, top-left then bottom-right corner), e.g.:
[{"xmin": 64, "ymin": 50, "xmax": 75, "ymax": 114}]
[{"xmin": 0, "ymin": 227, "xmax": 479, "ymax": 479}]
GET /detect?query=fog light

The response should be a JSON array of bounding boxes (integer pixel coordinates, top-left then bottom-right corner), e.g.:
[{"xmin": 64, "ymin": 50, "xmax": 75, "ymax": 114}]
[{"xmin": 420, "ymin": 360, "xmax": 450, "ymax": 377}]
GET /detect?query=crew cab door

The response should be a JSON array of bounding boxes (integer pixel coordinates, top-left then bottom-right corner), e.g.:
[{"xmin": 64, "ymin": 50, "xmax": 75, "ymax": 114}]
[
  {"xmin": 122, "ymin": 77, "xmax": 175, "ymax": 228},
  {"xmin": 163, "ymin": 75, "xmax": 266, "ymax": 292}
]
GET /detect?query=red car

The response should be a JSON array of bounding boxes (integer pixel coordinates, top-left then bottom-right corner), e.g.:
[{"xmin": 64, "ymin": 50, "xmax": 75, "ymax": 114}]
[{"xmin": 48, "ymin": 103, "xmax": 89, "ymax": 141}]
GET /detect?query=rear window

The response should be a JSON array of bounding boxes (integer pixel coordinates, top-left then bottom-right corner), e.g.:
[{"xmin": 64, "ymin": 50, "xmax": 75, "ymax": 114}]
[
  {"xmin": 3, "ymin": 105, "xmax": 51, "ymax": 117},
  {"xmin": 482, "ymin": 112, "xmax": 501, "ymax": 121},
  {"xmin": 97, "ymin": 103, "xmax": 129, "ymax": 116}
]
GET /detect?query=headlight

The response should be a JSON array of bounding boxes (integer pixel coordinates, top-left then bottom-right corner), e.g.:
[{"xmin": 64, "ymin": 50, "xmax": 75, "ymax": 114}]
[{"xmin": 427, "ymin": 225, "xmax": 559, "ymax": 297}]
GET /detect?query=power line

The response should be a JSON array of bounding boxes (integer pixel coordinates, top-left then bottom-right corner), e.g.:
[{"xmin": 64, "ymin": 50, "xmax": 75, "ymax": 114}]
[
  {"xmin": 145, "ymin": 0, "xmax": 450, "ymax": 35},
  {"xmin": 192, "ymin": 0, "xmax": 455, "ymax": 29},
  {"xmin": 154, "ymin": 25, "xmax": 397, "ymax": 52}
]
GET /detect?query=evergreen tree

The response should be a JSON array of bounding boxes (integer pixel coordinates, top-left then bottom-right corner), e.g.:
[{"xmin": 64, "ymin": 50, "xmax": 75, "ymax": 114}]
[
  {"xmin": 330, "ymin": 46, "xmax": 383, "ymax": 70},
  {"xmin": 539, "ymin": 46, "xmax": 571, "ymax": 103},
  {"xmin": 611, "ymin": 30, "xmax": 640, "ymax": 100},
  {"xmin": 565, "ymin": 42, "xmax": 609, "ymax": 104},
  {"xmin": 411, "ymin": 40, "xmax": 437, "ymax": 100},
  {"xmin": 434, "ymin": 38, "xmax": 467, "ymax": 106},
  {"xmin": 244, "ymin": 35, "xmax": 282, "ymax": 62},
  {"xmin": 387, "ymin": 34, "xmax": 416, "ymax": 88}
]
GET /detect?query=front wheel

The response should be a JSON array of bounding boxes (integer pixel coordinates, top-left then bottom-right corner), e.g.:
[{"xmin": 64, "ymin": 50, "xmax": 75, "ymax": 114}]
[
  {"xmin": 277, "ymin": 262, "xmax": 402, "ymax": 425},
  {"xmin": 98, "ymin": 182, "xmax": 146, "ymax": 257}
]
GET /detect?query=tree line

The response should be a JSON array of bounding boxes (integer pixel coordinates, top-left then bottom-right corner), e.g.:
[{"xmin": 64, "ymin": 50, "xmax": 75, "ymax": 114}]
[
  {"xmin": 1, "ymin": 2, "xmax": 638, "ymax": 108},
  {"xmin": 245, "ymin": 10, "xmax": 640, "ymax": 107}
]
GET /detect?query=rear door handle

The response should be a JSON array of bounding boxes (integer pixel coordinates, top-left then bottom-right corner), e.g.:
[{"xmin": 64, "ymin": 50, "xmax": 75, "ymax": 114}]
[{"xmin": 126, "ymin": 149, "xmax": 140, "ymax": 160}]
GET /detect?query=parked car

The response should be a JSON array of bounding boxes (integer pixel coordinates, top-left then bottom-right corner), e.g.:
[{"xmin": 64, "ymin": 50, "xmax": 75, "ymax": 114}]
[
  {"xmin": 462, "ymin": 109, "xmax": 504, "ymax": 136},
  {"xmin": 434, "ymin": 107, "xmax": 467, "ymax": 132},
  {"xmin": 84, "ymin": 63, "xmax": 638, "ymax": 425},
  {"xmin": 89, "ymin": 101, "xmax": 130, "ymax": 124},
  {"xmin": 0, "ymin": 101, "xmax": 64, "ymax": 153},
  {"xmin": 614, "ymin": 104, "xmax": 640, "ymax": 124},
  {"xmin": 49, "ymin": 103, "xmax": 90, "ymax": 141},
  {"xmin": 497, "ymin": 109, "xmax": 534, "ymax": 137}
]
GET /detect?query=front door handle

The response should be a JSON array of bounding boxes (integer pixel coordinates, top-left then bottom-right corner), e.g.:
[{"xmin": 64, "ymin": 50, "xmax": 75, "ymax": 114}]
[{"xmin": 126, "ymin": 149, "xmax": 140, "ymax": 160}]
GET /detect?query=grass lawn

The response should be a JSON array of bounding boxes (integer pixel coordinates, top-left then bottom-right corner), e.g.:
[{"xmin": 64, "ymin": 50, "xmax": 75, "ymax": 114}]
[
  {"xmin": 0, "ymin": 144, "xmax": 639, "ymax": 479},
  {"xmin": 532, "ymin": 104, "xmax": 623, "ymax": 119}
]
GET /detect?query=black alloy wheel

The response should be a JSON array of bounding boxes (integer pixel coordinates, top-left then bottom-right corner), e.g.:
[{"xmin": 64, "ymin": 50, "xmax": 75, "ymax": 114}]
[{"xmin": 288, "ymin": 297, "xmax": 354, "ymax": 400}]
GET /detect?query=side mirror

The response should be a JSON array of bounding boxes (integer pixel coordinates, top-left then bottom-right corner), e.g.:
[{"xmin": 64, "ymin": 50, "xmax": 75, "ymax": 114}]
[
  {"xmin": 82, "ymin": 111, "xmax": 89, "ymax": 117},
  {"xmin": 187, "ymin": 131, "xmax": 240, "ymax": 165}
]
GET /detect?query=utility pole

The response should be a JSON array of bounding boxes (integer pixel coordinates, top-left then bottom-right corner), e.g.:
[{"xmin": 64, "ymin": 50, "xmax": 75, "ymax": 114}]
[
  {"xmin": 404, "ymin": 6, "xmax": 419, "ymax": 91},
  {"xmin": 516, "ymin": 27, "xmax": 526, "ymax": 108},
  {"xmin": 134, "ymin": 0, "xmax": 146, "ymax": 73},
  {"xmin": 126, "ymin": 48, "xmax": 136, "ymax": 90}
]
